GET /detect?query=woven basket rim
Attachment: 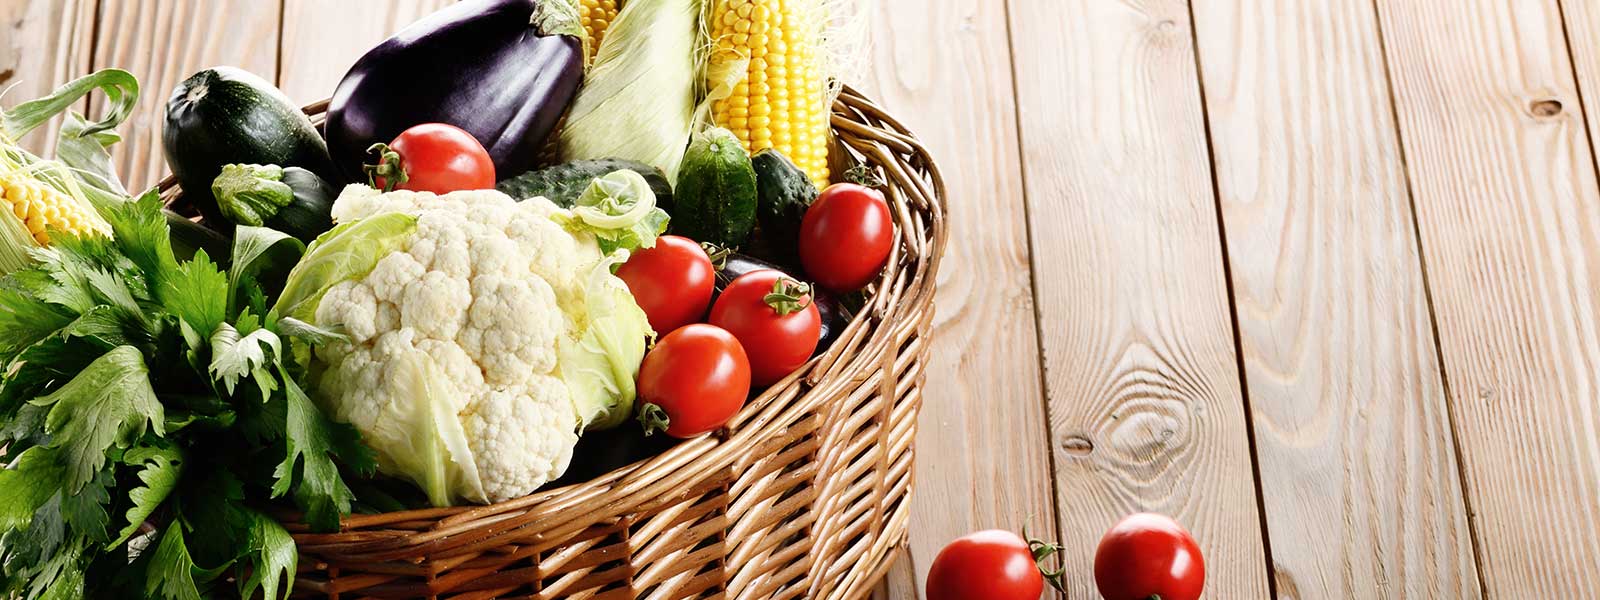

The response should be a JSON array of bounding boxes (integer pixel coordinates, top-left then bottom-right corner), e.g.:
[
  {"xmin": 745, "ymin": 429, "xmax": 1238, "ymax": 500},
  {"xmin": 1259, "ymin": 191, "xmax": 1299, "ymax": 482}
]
[{"xmin": 155, "ymin": 85, "xmax": 949, "ymax": 570}]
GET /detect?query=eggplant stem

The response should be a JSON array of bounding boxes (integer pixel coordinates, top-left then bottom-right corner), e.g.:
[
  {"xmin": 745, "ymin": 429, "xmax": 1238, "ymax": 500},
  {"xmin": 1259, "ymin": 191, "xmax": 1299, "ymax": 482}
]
[
  {"xmin": 764, "ymin": 278, "xmax": 813, "ymax": 316},
  {"xmin": 363, "ymin": 142, "xmax": 408, "ymax": 192}
]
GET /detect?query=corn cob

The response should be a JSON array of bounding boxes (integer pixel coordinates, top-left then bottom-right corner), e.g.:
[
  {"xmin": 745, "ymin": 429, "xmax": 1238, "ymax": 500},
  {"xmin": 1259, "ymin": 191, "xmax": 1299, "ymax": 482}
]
[
  {"xmin": 0, "ymin": 173, "xmax": 101, "ymax": 245},
  {"xmin": 708, "ymin": 0, "xmax": 832, "ymax": 186},
  {"xmin": 578, "ymin": 0, "xmax": 620, "ymax": 65}
]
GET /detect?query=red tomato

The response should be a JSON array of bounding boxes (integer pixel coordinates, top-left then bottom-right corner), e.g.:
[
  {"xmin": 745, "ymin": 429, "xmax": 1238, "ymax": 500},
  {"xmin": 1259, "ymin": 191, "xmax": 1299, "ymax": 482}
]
[
  {"xmin": 709, "ymin": 270, "xmax": 821, "ymax": 387},
  {"xmin": 636, "ymin": 324, "xmax": 750, "ymax": 438},
  {"xmin": 798, "ymin": 183, "xmax": 894, "ymax": 292},
  {"xmin": 926, "ymin": 530, "xmax": 1048, "ymax": 600},
  {"xmin": 616, "ymin": 236, "xmax": 715, "ymax": 334},
  {"xmin": 368, "ymin": 123, "xmax": 495, "ymax": 194},
  {"xmin": 1094, "ymin": 513, "xmax": 1205, "ymax": 600}
]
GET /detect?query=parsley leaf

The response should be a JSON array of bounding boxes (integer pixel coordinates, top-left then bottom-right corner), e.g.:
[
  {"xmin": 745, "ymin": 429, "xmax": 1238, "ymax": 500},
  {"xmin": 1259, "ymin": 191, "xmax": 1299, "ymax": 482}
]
[
  {"xmin": 31, "ymin": 347, "xmax": 163, "ymax": 492},
  {"xmin": 113, "ymin": 445, "xmax": 182, "ymax": 548},
  {"xmin": 158, "ymin": 250, "xmax": 227, "ymax": 339},
  {"xmin": 144, "ymin": 522, "xmax": 224, "ymax": 600},
  {"xmin": 272, "ymin": 368, "xmax": 370, "ymax": 532},
  {"xmin": 207, "ymin": 321, "xmax": 282, "ymax": 404},
  {"xmin": 0, "ymin": 448, "xmax": 69, "ymax": 531},
  {"xmin": 237, "ymin": 510, "xmax": 296, "ymax": 600},
  {"xmin": 61, "ymin": 470, "xmax": 112, "ymax": 544}
]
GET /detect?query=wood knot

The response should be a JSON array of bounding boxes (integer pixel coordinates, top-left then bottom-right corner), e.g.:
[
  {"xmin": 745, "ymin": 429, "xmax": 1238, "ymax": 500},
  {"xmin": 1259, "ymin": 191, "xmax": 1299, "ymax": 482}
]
[
  {"xmin": 1530, "ymin": 98, "xmax": 1563, "ymax": 117},
  {"xmin": 1060, "ymin": 435, "xmax": 1095, "ymax": 456}
]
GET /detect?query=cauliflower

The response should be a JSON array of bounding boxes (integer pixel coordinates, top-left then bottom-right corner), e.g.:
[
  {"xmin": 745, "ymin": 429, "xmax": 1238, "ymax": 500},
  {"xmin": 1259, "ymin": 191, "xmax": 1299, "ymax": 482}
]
[{"xmin": 273, "ymin": 171, "xmax": 665, "ymax": 505}]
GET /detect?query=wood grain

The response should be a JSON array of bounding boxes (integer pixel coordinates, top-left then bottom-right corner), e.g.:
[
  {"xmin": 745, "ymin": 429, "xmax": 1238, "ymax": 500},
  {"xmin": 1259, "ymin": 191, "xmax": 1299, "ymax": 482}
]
[
  {"xmin": 1560, "ymin": 0, "xmax": 1600, "ymax": 185},
  {"xmin": 1375, "ymin": 0, "xmax": 1600, "ymax": 595},
  {"xmin": 869, "ymin": 549, "xmax": 917, "ymax": 600},
  {"xmin": 1189, "ymin": 1, "xmax": 1481, "ymax": 597},
  {"xmin": 1005, "ymin": 0, "xmax": 1270, "ymax": 597},
  {"xmin": 852, "ymin": 0, "xmax": 1058, "ymax": 594},
  {"xmin": 89, "ymin": 0, "xmax": 282, "ymax": 191},
  {"xmin": 277, "ymin": 0, "xmax": 456, "ymax": 105},
  {"xmin": 0, "ymin": 0, "xmax": 98, "ymax": 154}
]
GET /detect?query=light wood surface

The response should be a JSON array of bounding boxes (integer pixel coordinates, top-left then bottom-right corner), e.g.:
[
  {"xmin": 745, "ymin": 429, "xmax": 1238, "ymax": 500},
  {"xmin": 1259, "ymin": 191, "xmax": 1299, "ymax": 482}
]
[
  {"xmin": 5, "ymin": 0, "xmax": 1600, "ymax": 597},
  {"xmin": 0, "ymin": 0, "xmax": 96, "ymax": 153},
  {"xmin": 1190, "ymin": 0, "xmax": 1481, "ymax": 597},
  {"xmin": 854, "ymin": 0, "xmax": 1059, "ymax": 596},
  {"xmin": 1005, "ymin": 0, "xmax": 1271, "ymax": 597},
  {"xmin": 1375, "ymin": 0, "xmax": 1600, "ymax": 596}
]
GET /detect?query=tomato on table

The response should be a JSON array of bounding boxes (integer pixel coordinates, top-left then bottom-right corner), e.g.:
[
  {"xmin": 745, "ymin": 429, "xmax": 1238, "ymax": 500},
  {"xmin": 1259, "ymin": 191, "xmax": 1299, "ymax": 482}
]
[
  {"xmin": 798, "ymin": 183, "xmax": 894, "ymax": 292},
  {"xmin": 926, "ymin": 529, "xmax": 1064, "ymax": 600},
  {"xmin": 709, "ymin": 269, "xmax": 821, "ymax": 387},
  {"xmin": 616, "ymin": 235, "xmax": 716, "ymax": 335},
  {"xmin": 366, "ymin": 122, "xmax": 495, "ymax": 194},
  {"xmin": 637, "ymin": 324, "xmax": 750, "ymax": 438},
  {"xmin": 1094, "ymin": 513, "xmax": 1206, "ymax": 600}
]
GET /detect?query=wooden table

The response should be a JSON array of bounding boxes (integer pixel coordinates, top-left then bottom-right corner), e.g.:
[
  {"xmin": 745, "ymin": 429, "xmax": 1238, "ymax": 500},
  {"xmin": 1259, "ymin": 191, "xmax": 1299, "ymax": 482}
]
[{"xmin": 5, "ymin": 1, "xmax": 1598, "ymax": 598}]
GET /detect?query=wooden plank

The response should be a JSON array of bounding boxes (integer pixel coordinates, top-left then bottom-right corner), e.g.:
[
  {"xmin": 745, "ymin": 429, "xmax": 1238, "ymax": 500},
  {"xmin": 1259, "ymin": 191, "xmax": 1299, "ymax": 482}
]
[
  {"xmin": 0, "ymin": 0, "xmax": 98, "ymax": 154},
  {"xmin": 1375, "ymin": 0, "xmax": 1600, "ymax": 595},
  {"xmin": 1561, "ymin": 0, "xmax": 1600, "ymax": 174},
  {"xmin": 851, "ymin": 0, "xmax": 1058, "ymax": 592},
  {"xmin": 869, "ymin": 550, "xmax": 917, "ymax": 600},
  {"xmin": 88, "ymin": 0, "xmax": 282, "ymax": 192},
  {"xmin": 277, "ymin": 0, "xmax": 455, "ymax": 105},
  {"xmin": 1005, "ymin": 0, "xmax": 1270, "ymax": 597},
  {"xmin": 1189, "ymin": 1, "xmax": 1481, "ymax": 597}
]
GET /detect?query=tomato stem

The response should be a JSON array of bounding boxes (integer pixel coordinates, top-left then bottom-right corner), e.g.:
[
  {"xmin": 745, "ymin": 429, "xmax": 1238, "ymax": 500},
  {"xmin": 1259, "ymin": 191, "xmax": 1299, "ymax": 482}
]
[
  {"xmin": 700, "ymin": 241, "xmax": 731, "ymax": 270},
  {"xmin": 1023, "ymin": 527, "xmax": 1068, "ymax": 594},
  {"xmin": 637, "ymin": 403, "xmax": 671, "ymax": 437},
  {"xmin": 363, "ymin": 142, "xmax": 408, "ymax": 192},
  {"xmin": 844, "ymin": 164, "xmax": 886, "ymax": 189},
  {"xmin": 763, "ymin": 278, "xmax": 814, "ymax": 316}
]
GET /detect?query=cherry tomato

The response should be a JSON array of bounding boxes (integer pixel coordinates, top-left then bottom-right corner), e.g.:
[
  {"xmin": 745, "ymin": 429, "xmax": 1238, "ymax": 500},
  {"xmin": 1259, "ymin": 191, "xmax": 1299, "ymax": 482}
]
[
  {"xmin": 367, "ymin": 123, "xmax": 495, "ymax": 194},
  {"xmin": 798, "ymin": 183, "xmax": 894, "ymax": 292},
  {"xmin": 926, "ymin": 530, "xmax": 1055, "ymax": 600},
  {"xmin": 616, "ymin": 236, "xmax": 715, "ymax": 334},
  {"xmin": 1094, "ymin": 513, "xmax": 1205, "ymax": 600},
  {"xmin": 709, "ymin": 270, "xmax": 821, "ymax": 387},
  {"xmin": 637, "ymin": 324, "xmax": 750, "ymax": 438}
]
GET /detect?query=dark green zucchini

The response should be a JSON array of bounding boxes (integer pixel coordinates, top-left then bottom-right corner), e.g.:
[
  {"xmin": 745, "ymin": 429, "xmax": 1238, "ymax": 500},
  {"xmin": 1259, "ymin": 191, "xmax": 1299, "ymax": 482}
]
[
  {"xmin": 497, "ymin": 158, "xmax": 674, "ymax": 210},
  {"xmin": 672, "ymin": 128, "xmax": 757, "ymax": 247},
  {"xmin": 164, "ymin": 67, "xmax": 336, "ymax": 227},
  {"xmin": 752, "ymin": 148, "xmax": 818, "ymax": 262},
  {"xmin": 212, "ymin": 164, "xmax": 336, "ymax": 243}
]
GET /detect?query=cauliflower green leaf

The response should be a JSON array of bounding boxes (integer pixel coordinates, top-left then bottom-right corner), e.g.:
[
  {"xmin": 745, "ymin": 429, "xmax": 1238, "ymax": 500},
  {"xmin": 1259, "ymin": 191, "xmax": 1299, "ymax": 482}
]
[
  {"xmin": 562, "ymin": 252, "xmax": 652, "ymax": 430},
  {"xmin": 272, "ymin": 212, "xmax": 417, "ymax": 323}
]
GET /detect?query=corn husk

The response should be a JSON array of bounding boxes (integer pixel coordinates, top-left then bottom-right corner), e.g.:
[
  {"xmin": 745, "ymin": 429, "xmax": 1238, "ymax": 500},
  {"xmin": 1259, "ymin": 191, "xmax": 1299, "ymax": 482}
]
[{"xmin": 556, "ymin": 0, "xmax": 703, "ymax": 181}]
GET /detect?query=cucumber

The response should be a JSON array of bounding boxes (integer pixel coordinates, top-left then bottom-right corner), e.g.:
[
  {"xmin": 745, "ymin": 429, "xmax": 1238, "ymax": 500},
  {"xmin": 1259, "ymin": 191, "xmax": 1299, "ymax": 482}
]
[
  {"xmin": 498, "ymin": 158, "xmax": 674, "ymax": 210},
  {"xmin": 671, "ymin": 128, "xmax": 758, "ymax": 247},
  {"xmin": 752, "ymin": 149, "xmax": 818, "ymax": 262},
  {"xmin": 164, "ymin": 67, "xmax": 336, "ymax": 228}
]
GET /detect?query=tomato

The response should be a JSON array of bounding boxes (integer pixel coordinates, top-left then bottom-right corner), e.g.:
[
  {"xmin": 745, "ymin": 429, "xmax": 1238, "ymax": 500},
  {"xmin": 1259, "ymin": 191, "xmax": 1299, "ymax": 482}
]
[
  {"xmin": 366, "ymin": 123, "xmax": 495, "ymax": 194},
  {"xmin": 636, "ymin": 324, "xmax": 750, "ymax": 438},
  {"xmin": 798, "ymin": 183, "xmax": 894, "ymax": 292},
  {"xmin": 927, "ymin": 530, "xmax": 1061, "ymax": 600},
  {"xmin": 709, "ymin": 270, "xmax": 821, "ymax": 387},
  {"xmin": 616, "ymin": 236, "xmax": 715, "ymax": 334},
  {"xmin": 1094, "ymin": 513, "xmax": 1205, "ymax": 600}
]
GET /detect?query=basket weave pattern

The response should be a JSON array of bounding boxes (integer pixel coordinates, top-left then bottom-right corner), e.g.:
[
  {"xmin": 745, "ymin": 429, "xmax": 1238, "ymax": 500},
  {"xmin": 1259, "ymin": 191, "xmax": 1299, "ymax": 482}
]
[{"xmin": 164, "ymin": 87, "xmax": 947, "ymax": 599}]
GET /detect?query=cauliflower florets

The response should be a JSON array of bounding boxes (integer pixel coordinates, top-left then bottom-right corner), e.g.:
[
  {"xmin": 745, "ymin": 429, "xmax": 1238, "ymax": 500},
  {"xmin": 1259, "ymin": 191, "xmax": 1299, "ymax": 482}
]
[{"xmin": 312, "ymin": 187, "xmax": 598, "ymax": 503}]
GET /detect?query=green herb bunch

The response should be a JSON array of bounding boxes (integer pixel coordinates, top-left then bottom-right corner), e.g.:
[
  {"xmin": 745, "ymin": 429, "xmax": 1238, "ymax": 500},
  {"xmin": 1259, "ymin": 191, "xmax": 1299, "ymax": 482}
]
[{"xmin": 0, "ymin": 71, "xmax": 373, "ymax": 600}]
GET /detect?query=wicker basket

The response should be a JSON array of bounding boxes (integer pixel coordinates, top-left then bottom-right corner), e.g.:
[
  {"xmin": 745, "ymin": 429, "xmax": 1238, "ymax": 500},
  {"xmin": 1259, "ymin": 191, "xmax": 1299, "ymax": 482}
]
[{"xmin": 160, "ymin": 86, "xmax": 947, "ymax": 599}]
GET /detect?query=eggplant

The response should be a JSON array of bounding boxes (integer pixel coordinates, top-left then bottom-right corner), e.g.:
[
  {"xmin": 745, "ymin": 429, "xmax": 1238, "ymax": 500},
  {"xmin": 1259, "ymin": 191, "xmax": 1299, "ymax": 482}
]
[
  {"xmin": 715, "ymin": 252, "xmax": 853, "ymax": 356},
  {"xmin": 324, "ymin": 0, "xmax": 585, "ymax": 184}
]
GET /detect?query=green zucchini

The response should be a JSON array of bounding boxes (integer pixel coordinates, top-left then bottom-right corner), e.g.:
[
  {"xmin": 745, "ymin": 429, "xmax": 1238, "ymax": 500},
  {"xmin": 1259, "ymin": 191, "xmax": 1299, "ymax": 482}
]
[
  {"xmin": 212, "ymin": 164, "xmax": 336, "ymax": 243},
  {"xmin": 164, "ymin": 67, "xmax": 336, "ymax": 227},
  {"xmin": 752, "ymin": 149, "xmax": 818, "ymax": 260},
  {"xmin": 671, "ymin": 128, "xmax": 757, "ymax": 247},
  {"xmin": 497, "ymin": 158, "xmax": 674, "ymax": 210}
]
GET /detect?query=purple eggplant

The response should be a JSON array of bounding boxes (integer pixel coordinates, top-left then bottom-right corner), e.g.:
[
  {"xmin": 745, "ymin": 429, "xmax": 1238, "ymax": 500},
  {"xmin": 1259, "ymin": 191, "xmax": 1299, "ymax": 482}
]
[{"xmin": 324, "ymin": 0, "xmax": 584, "ymax": 184}]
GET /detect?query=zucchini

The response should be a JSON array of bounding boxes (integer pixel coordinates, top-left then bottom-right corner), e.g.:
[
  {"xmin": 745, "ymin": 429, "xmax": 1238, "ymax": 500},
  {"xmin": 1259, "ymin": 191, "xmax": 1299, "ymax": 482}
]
[
  {"xmin": 164, "ymin": 67, "xmax": 336, "ymax": 227},
  {"xmin": 752, "ymin": 148, "xmax": 818, "ymax": 262},
  {"xmin": 212, "ymin": 164, "xmax": 336, "ymax": 243},
  {"xmin": 497, "ymin": 158, "xmax": 673, "ymax": 210},
  {"xmin": 671, "ymin": 128, "xmax": 757, "ymax": 247}
]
